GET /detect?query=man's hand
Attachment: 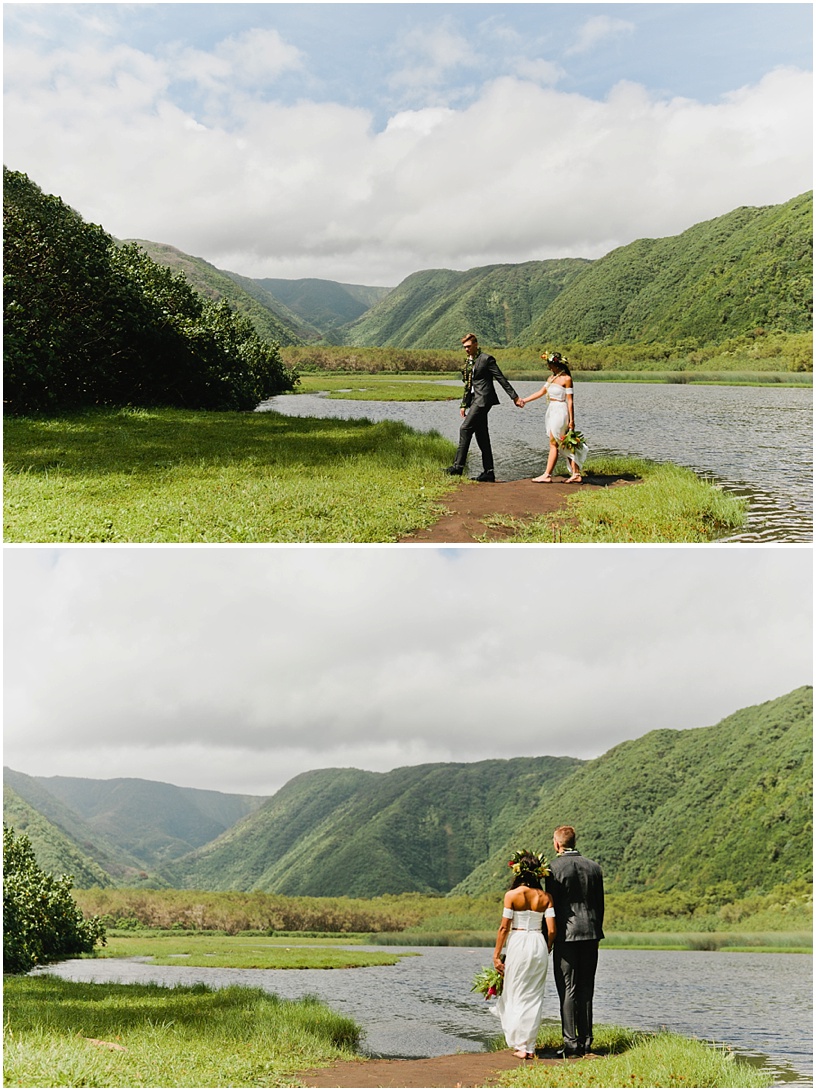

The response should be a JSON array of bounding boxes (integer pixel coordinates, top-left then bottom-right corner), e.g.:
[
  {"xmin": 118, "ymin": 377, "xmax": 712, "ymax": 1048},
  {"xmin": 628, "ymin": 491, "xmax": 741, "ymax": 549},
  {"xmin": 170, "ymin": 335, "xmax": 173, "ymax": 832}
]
[
  {"xmin": 460, "ymin": 407, "xmax": 467, "ymax": 417},
  {"xmin": 514, "ymin": 397, "xmax": 525, "ymax": 407}
]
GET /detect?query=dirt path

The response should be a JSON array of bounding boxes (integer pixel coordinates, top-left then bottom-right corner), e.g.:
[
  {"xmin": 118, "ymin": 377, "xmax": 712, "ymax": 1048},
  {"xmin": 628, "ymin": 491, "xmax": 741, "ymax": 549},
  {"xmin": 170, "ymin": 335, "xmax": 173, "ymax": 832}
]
[
  {"xmin": 298, "ymin": 1048, "xmax": 569, "ymax": 1087},
  {"xmin": 401, "ymin": 472, "xmax": 639, "ymax": 543}
]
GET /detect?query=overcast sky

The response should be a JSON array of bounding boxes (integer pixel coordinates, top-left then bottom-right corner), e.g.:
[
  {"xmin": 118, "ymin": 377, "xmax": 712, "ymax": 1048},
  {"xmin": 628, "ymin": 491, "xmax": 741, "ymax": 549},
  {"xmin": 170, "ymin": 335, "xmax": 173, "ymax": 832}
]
[
  {"xmin": 3, "ymin": 3, "xmax": 812, "ymax": 285},
  {"xmin": 4, "ymin": 546, "xmax": 811, "ymax": 798}
]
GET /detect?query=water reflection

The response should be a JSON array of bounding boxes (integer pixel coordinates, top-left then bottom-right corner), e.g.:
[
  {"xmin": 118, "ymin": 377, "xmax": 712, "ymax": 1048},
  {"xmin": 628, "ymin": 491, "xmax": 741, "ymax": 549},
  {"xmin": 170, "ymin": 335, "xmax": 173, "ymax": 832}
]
[
  {"xmin": 37, "ymin": 946, "xmax": 812, "ymax": 1086},
  {"xmin": 260, "ymin": 383, "xmax": 812, "ymax": 542}
]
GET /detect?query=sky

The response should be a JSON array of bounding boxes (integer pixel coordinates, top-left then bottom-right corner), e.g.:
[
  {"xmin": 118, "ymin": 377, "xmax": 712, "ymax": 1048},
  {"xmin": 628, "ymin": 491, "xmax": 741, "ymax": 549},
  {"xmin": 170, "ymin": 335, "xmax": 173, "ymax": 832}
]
[
  {"xmin": 3, "ymin": 3, "xmax": 813, "ymax": 285},
  {"xmin": 4, "ymin": 546, "xmax": 812, "ymax": 799}
]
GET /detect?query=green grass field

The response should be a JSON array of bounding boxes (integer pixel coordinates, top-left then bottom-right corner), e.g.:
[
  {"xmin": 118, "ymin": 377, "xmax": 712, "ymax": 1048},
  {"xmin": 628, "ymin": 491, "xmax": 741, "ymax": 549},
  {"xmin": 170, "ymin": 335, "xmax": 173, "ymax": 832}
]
[{"xmin": 4, "ymin": 407, "xmax": 746, "ymax": 543}]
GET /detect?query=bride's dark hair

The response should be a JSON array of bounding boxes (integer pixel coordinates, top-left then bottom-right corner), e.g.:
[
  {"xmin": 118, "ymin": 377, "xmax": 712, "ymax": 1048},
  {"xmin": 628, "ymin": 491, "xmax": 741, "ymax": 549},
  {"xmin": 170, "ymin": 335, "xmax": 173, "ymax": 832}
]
[{"xmin": 509, "ymin": 852, "xmax": 545, "ymax": 890}]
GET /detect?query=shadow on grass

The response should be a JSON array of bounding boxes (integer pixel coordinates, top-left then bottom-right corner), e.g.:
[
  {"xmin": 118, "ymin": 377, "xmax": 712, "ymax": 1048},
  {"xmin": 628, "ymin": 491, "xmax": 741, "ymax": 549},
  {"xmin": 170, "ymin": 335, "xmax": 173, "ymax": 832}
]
[{"xmin": 4, "ymin": 408, "xmax": 445, "ymax": 478}]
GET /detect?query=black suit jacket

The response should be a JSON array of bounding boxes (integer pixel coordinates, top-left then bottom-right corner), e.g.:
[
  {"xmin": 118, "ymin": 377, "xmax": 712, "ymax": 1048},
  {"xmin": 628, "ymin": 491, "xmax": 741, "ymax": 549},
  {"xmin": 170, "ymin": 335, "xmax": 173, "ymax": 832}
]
[
  {"xmin": 461, "ymin": 352, "xmax": 519, "ymax": 409},
  {"xmin": 547, "ymin": 850, "xmax": 605, "ymax": 943}
]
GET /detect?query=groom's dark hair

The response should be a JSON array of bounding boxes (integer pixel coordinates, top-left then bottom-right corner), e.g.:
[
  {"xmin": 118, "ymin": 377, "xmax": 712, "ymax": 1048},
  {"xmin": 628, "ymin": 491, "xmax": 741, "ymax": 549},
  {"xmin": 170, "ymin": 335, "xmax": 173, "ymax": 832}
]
[{"xmin": 554, "ymin": 825, "xmax": 576, "ymax": 848}]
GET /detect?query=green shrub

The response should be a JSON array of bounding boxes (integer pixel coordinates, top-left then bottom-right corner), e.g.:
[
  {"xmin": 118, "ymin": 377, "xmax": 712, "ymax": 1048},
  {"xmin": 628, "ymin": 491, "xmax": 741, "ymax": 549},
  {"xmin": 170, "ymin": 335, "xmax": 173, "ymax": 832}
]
[{"xmin": 3, "ymin": 825, "xmax": 106, "ymax": 973}]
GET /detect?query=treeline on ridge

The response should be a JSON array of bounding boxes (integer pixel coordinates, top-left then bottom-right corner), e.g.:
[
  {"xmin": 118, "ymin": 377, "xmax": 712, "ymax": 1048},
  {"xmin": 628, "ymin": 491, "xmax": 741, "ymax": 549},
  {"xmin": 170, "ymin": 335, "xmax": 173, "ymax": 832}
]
[{"xmin": 2, "ymin": 169, "xmax": 297, "ymax": 414}]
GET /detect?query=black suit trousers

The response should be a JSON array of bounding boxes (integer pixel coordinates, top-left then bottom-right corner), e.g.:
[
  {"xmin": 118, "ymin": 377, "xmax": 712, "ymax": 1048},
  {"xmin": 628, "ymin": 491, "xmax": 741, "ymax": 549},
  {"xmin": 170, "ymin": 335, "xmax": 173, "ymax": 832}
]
[
  {"xmin": 553, "ymin": 940, "xmax": 599, "ymax": 1051},
  {"xmin": 454, "ymin": 402, "xmax": 493, "ymax": 471}
]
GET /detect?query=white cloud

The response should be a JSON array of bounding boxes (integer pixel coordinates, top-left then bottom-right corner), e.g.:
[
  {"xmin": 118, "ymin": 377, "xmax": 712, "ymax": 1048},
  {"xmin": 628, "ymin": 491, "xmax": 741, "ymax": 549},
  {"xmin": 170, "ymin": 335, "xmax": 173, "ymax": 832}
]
[
  {"xmin": 4, "ymin": 548, "xmax": 812, "ymax": 796},
  {"xmin": 4, "ymin": 18, "xmax": 810, "ymax": 286},
  {"xmin": 567, "ymin": 15, "xmax": 635, "ymax": 57}
]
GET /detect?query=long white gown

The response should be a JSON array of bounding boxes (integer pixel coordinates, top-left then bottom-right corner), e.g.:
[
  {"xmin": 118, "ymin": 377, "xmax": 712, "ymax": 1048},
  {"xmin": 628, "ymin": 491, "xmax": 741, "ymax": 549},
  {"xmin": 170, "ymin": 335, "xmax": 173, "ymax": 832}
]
[
  {"xmin": 494, "ymin": 909, "xmax": 550, "ymax": 1053},
  {"xmin": 544, "ymin": 382, "xmax": 588, "ymax": 469}
]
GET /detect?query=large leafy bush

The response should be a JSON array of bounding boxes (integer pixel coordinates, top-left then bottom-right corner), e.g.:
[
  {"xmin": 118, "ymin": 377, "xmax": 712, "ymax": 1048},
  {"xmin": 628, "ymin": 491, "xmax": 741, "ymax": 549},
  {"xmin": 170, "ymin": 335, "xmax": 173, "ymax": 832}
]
[
  {"xmin": 3, "ymin": 169, "xmax": 297, "ymax": 413},
  {"xmin": 3, "ymin": 825, "xmax": 106, "ymax": 974}
]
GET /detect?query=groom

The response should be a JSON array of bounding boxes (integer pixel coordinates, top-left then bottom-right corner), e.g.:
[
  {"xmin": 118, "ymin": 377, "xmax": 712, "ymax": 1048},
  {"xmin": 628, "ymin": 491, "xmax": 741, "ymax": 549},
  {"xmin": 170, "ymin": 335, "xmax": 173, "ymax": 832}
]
[
  {"xmin": 547, "ymin": 825, "xmax": 605, "ymax": 1058},
  {"xmin": 443, "ymin": 333, "xmax": 523, "ymax": 482}
]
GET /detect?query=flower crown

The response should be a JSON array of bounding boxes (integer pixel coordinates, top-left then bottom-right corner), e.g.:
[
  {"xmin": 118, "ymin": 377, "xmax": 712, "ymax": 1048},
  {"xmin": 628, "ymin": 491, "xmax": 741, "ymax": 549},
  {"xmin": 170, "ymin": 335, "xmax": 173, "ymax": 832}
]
[{"xmin": 508, "ymin": 849, "xmax": 550, "ymax": 879}]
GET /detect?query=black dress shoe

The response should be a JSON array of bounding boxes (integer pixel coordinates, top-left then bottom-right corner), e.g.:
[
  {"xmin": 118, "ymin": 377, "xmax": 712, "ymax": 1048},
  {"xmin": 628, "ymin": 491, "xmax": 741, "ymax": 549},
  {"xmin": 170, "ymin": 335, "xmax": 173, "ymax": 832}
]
[
  {"xmin": 443, "ymin": 465, "xmax": 464, "ymax": 475},
  {"xmin": 556, "ymin": 1047, "xmax": 584, "ymax": 1059},
  {"xmin": 474, "ymin": 469, "xmax": 496, "ymax": 482}
]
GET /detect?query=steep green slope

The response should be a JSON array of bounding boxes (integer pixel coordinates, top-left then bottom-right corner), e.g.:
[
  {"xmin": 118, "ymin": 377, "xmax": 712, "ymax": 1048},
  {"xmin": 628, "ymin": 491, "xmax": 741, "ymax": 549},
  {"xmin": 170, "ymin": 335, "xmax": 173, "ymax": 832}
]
[
  {"xmin": 453, "ymin": 687, "xmax": 812, "ymax": 897},
  {"xmin": 125, "ymin": 240, "xmax": 307, "ymax": 346},
  {"xmin": 252, "ymin": 278, "xmax": 391, "ymax": 335},
  {"xmin": 531, "ymin": 192, "xmax": 813, "ymax": 345},
  {"xmin": 164, "ymin": 757, "xmax": 583, "ymax": 896},
  {"xmin": 9, "ymin": 771, "xmax": 266, "ymax": 870},
  {"xmin": 3, "ymin": 786, "xmax": 117, "ymax": 887},
  {"xmin": 339, "ymin": 193, "xmax": 811, "ymax": 350},
  {"xmin": 4, "ymin": 768, "xmax": 146, "ymax": 880},
  {"xmin": 343, "ymin": 260, "xmax": 588, "ymax": 348}
]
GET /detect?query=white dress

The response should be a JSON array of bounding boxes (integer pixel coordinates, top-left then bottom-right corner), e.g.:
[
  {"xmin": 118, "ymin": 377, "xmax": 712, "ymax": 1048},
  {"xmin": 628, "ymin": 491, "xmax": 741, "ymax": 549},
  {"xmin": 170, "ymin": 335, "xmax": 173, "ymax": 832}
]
[
  {"xmin": 494, "ymin": 908, "xmax": 552, "ymax": 1053},
  {"xmin": 544, "ymin": 381, "xmax": 588, "ymax": 469}
]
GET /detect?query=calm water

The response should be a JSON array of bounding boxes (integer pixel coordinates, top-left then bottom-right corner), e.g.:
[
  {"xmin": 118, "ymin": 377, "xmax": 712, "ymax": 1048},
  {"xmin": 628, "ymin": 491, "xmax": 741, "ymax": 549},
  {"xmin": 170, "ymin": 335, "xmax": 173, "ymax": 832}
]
[
  {"xmin": 37, "ymin": 946, "xmax": 812, "ymax": 1085},
  {"xmin": 260, "ymin": 383, "xmax": 813, "ymax": 542}
]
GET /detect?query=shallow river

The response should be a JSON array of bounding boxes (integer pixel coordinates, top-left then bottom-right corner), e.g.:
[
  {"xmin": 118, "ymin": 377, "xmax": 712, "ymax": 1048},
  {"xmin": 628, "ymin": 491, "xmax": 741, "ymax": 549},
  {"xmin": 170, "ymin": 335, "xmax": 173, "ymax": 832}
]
[
  {"xmin": 260, "ymin": 383, "xmax": 813, "ymax": 542},
  {"xmin": 38, "ymin": 946, "xmax": 812, "ymax": 1085}
]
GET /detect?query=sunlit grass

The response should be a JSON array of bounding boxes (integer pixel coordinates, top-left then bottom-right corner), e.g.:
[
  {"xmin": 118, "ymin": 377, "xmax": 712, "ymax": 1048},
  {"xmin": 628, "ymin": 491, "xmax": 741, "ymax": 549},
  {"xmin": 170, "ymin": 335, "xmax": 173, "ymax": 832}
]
[
  {"xmin": 3, "ymin": 407, "xmax": 457, "ymax": 542},
  {"xmin": 492, "ymin": 1025, "xmax": 771, "ymax": 1088},
  {"xmin": 506, "ymin": 457, "xmax": 746, "ymax": 543},
  {"xmin": 3, "ymin": 976, "xmax": 361, "ymax": 1087}
]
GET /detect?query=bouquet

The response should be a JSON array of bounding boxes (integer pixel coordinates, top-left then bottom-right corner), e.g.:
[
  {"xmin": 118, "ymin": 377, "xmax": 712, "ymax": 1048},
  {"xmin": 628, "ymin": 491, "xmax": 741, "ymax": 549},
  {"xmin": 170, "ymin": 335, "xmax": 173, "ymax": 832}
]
[
  {"xmin": 471, "ymin": 965, "xmax": 503, "ymax": 1000},
  {"xmin": 558, "ymin": 428, "xmax": 586, "ymax": 454}
]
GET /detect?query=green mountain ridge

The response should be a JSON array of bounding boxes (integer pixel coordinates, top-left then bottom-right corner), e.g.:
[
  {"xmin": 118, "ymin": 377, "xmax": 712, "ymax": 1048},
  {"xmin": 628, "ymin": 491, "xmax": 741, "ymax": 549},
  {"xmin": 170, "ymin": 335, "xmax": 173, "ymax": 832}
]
[
  {"xmin": 3, "ymin": 768, "xmax": 266, "ymax": 876},
  {"xmin": 4, "ymin": 688, "xmax": 811, "ymax": 897},
  {"xmin": 126, "ymin": 191, "xmax": 811, "ymax": 352},
  {"xmin": 452, "ymin": 686, "xmax": 813, "ymax": 898},
  {"xmin": 342, "ymin": 193, "xmax": 812, "ymax": 349},
  {"xmin": 163, "ymin": 756, "xmax": 583, "ymax": 897}
]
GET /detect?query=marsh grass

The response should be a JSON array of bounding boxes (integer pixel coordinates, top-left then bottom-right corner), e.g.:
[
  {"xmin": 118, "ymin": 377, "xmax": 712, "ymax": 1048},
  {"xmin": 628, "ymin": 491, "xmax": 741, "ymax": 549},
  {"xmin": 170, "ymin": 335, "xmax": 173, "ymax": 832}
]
[
  {"xmin": 3, "ymin": 407, "xmax": 457, "ymax": 542},
  {"xmin": 507, "ymin": 457, "xmax": 746, "ymax": 543},
  {"xmin": 98, "ymin": 932, "xmax": 411, "ymax": 969},
  {"xmin": 294, "ymin": 374, "xmax": 460, "ymax": 400},
  {"xmin": 491, "ymin": 1025, "xmax": 771, "ymax": 1088},
  {"xmin": 3, "ymin": 976, "xmax": 361, "ymax": 1087}
]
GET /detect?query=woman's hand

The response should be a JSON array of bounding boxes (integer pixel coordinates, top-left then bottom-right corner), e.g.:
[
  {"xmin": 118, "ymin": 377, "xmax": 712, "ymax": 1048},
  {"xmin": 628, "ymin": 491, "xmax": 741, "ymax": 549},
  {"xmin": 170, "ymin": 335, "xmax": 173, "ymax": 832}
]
[{"xmin": 493, "ymin": 955, "xmax": 505, "ymax": 974}]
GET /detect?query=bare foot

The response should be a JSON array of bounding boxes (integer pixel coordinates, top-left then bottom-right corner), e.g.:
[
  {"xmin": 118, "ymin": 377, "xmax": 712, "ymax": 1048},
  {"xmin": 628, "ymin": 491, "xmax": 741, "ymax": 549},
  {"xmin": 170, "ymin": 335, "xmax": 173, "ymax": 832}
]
[
  {"xmin": 512, "ymin": 1050, "xmax": 528, "ymax": 1059},
  {"xmin": 566, "ymin": 474, "xmax": 582, "ymax": 483},
  {"xmin": 532, "ymin": 474, "xmax": 552, "ymax": 483}
]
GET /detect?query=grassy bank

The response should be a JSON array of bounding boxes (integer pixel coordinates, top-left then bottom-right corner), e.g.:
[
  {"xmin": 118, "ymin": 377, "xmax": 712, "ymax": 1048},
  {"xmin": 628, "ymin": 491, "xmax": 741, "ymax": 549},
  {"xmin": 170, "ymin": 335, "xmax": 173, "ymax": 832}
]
[
  {"xmin": 4, "ymin": 408, "xmax": 745, "ymax": 543},
  {"xmin": 494, "ymin": 1024, "xmax": 771, "ymax": 1088},
  {"xmin": 293, "ymin": 371, "xmax": 810, "ymax": 397},
  {"xmin": 3, "ymin": 979, "xmax": 773, "ymax": 1088},
  {"xmin": 494, "ymin": 456, "xmax": 747, "ymax": 543},
  {"xmin": 96, "ymin": 931, "xmax": 410, "ymax": 969},
  {"xmin": 3, "ymin": 407, "xmax": 457, "ymax": 543},
  {"xmin": 2, "ymin": 976, "xmax": 360, "ymax": 1087}
]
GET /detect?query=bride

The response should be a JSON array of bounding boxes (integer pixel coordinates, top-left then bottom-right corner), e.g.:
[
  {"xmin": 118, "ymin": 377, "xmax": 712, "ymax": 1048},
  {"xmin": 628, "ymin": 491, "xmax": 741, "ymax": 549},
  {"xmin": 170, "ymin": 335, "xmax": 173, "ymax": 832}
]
[
  {"xmin": 492, "ymin": 850, "xmax": 557, "ymax": 1059},
  {"xmin": 519, "ymin": 352, "xmax": 588, "ymax": 483}
]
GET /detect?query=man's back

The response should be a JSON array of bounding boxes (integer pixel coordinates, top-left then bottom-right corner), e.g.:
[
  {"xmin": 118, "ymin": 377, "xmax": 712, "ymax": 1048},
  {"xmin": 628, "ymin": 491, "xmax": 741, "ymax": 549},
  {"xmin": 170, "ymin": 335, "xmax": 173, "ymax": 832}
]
[{"xmin": 548, "ymin": 850, "xmax": 605, "ymax": 943}]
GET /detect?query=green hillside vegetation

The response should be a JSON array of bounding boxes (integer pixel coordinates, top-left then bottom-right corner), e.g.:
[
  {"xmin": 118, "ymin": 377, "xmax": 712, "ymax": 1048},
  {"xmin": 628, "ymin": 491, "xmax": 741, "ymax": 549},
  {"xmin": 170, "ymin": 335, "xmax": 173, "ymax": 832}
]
[
  {"xmin": 340, "ymin": 193, "xmax": 812, "ymax": 352},
  {"xmin": 4, "ymin": 769, "xmax": 266, "ymax": 874},
  {"xmin": 531, "ymin": 193, "xmax": 813, "ymax": 346},
  {"xmin": 2, "ymin": 787, "xmax": 115, "ymax": 888},
  {"xmin": 162, "ymin": 757, "xmax": 583, "ymax": 896},
  {"xmin": 3, "ymin": 169, "xmax": 297, "ymax": 414},
  {"xmin": 454, "ymin": 686, "xmax": 812, "ymax": 898},
  {"xmin": 3, "ymin": 770, "xmax": 149, "ymax": 882},
  {"xmin": 127, "ymin": 240, "xmax": 308, "ymax": 346},
  {"xmin": 6, "ymin": 689, "xmax": 811, "ymax": 903},
  {"xmin": 250, "ymin": 277, "xmax": 391, "ymax": 341},
  {"xmin": 343, "ymin": 260, "xmax": 588, "ymax": 348}
]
